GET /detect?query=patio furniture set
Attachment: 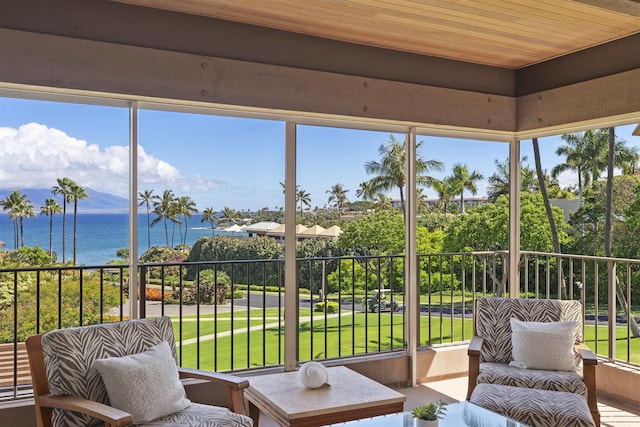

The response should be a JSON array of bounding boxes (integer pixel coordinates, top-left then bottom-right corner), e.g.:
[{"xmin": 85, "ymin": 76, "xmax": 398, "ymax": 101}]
[{"xmin": 26, "ymin": 297, "xmax": 597, "ymax": 427}]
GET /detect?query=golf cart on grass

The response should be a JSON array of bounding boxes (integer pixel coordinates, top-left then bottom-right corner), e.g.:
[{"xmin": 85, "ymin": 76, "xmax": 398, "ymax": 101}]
[{"xmin": 366, "ymin": 289, "xmax": 399, "ymax": 313}]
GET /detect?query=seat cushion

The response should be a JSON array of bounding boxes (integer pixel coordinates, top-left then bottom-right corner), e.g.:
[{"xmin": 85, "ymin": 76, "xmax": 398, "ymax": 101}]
[
  {"xmin": 478, "ymin": 362, "xmax": 588, "ymax": 397},
  {"xmin": 470, "ymin": 383, "xmax": 595, "ymax": 427},
  {"xmin": 41, "ymin": 317, "xmax": 177, "ymax": 427},
  {"xmin": 136, "ymin": 403, "xmax": 253, "ymax": 427}
]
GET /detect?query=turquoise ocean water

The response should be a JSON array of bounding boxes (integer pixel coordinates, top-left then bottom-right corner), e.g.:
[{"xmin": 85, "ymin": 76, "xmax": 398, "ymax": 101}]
[{"xmin": 0, "ymin": 213, "xmax": 246, "ymax": 265}]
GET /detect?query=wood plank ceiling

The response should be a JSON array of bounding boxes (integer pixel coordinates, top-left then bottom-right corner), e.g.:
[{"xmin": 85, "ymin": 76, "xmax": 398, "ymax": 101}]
[{"xmin": 111, "ymin": 0, "xmax": 640, "ymax": 69}]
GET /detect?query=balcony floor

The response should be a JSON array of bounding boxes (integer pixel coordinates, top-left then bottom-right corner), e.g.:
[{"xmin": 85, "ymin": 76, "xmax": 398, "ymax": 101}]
[{"xmin": 257, "ymin": 376, "xmax": 640, "ymax": 426}]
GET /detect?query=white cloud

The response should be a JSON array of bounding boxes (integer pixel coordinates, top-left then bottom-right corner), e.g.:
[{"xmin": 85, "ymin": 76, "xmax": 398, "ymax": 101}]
[{"xmin": 0, "ymin": 122, "xmax": 225, "ymax": 196}]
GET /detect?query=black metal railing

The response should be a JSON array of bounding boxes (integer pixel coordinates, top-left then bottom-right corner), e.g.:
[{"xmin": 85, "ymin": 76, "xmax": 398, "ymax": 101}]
[{"xmin": 0, "ymin": 250, "xmax": 638, "ymax": 401}]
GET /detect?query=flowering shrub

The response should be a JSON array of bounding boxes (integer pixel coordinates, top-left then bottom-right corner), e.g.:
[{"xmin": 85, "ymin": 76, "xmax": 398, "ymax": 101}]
[
  {"xmin": 314, "ymin": 301, "xmax": 339, "ymax": 313},
  {"xmin": 141, "ymin": 287, "xmax": 173, "ymax": 301}
]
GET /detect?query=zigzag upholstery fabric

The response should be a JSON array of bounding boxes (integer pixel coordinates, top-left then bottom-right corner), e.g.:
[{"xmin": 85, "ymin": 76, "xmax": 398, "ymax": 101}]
[
  {"xmin": 476, "ymin": 297, "xmax": 583, "ymax": 364},
  {"xmin": 470, "ymin": 298, "xmax": 596, "ymax": 427},
  {"xmin": 137, "ymin": 403, "xmax": 252, "ymax": 427},
  {"xmin": 477, "ymin": 362, "xmax": 588, "ymax": 396},
  {"xmin": 470, "ymin": 383, "xmax": 595, "ymax": 427},
  {"xmin": 40, "ymin": 317, "xmax": 252, "ymax": 427}
]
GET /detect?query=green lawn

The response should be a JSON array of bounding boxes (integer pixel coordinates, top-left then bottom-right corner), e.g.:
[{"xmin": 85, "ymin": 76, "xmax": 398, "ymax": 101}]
[
  {"xmin": 584, "ymin": 324, "xmax": 640, "ymax": 364},
  {"xmin": 171, "ymin": 309, "xmax": 640, "ymax": 371}
]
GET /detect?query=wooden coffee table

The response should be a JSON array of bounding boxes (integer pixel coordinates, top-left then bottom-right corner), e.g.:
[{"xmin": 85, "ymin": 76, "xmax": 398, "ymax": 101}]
[{"xmin": 244, "ymin": 366, "xmax": 406, "ymax": 427}]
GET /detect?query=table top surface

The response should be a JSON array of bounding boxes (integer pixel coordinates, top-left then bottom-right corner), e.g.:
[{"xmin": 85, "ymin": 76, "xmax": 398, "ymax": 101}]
[
  {"xmin": 327, "ymin": 401, "xmax": 528, "ymax": 426},
  {"xmin": 245, "ymin": 366, "xmax": 406, "ymax": 419}
]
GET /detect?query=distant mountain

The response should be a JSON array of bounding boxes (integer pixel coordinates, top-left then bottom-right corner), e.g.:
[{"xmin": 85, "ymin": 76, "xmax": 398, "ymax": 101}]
[{"xmin": 0, "ymin": 188, "xmax": 129, "ymax": 214}]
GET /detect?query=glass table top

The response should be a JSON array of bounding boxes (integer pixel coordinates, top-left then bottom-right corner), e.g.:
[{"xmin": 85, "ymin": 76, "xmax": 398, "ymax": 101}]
[{"xmin": 328, "ymin": 401, "xmax": 528, "ymax": 427}]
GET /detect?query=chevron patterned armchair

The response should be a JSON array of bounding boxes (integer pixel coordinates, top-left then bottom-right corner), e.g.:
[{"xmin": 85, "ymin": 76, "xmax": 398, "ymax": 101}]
[
  {"xmin": 26, "ymin": 317, "xmax": 253, "ymax": 427},
  {"xmin": 467, "ymin": 297, "xmax": 599, "ymax": 427}
]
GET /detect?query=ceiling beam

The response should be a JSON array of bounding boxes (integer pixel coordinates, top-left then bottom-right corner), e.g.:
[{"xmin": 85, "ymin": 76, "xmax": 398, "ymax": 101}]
[{"xmin": 0, "ymin": 28, "xmax": 517, "ymax": 133}]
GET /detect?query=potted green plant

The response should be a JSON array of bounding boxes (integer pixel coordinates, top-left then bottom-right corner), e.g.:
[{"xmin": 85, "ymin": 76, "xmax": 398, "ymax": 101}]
[{"xmin": 411, "ymin": 400, "xmax": 447, "ymax": 427}]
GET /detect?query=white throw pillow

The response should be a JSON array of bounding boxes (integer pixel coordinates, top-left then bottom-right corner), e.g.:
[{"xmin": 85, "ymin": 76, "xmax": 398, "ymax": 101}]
[
  {"xmin": 94, "ymin": 341, "xmax": 191, "ymax": 424},
  {"xmin": 509, "ymin": 318, "xmax": 577, "ymax": 371}
]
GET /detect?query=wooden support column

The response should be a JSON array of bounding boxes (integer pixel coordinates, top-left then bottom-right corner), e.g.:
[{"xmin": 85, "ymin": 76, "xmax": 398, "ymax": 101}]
[
  {"xmin": 509, "ymin": 138, "xmax": 520, "ymax": 298},
  {"xmin": 284, "ymin": 122, "xmax": 298, "ymax": 371},
  {"xmin": 129, "ymin": 101, "xmax": 139, "ymax": 320},
  {"xmin": 405, "ymin": 128, "xmax": 417, "ymax": 386}
]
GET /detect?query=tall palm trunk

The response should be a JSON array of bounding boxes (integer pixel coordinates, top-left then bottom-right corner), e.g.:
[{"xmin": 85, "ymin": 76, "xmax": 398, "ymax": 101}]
[
  {"xmin": 604, "ymin": 128, "xmax": 640, "ymax": 337},
  {"xmin": 399, "ymin": 186, "xmax": 406, "ymax": 221},
  {"xmin": 19, "ymin": 217, "xmax": 25, "ymax": 247},
  {"xmin": 48, "ymin": 215, "xmax": 54, "ymax": 257},
  {"xmin": 163, "ymin": 217, "xmax": 169, "ymax": 247},
  {"xmin": 533, "ymin": 138, "xmax": 567, "ymax": 298},
  {"xmin": 146, "ymin": 207, "xmax": 151, "ymax": 248},
  {"xmin": 12, "ymin": 219, "xmax": 18, "ymax": 249},
  {"xmin": 61, "ymin": 200, "xmax": 67, "ymax": 263},
  {"xmin": 73, "ymin": 203, "xmax": 78, "ymax": 265},
  {"xmin": 183, "ymin": 217, "xmax": 189, "ymax": 245}
]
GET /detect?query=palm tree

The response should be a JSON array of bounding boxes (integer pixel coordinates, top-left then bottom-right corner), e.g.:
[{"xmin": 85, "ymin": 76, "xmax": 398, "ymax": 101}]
[
  {"xmin": 40, "ymin": 198, "xmax": 62, "ymax": 258},
  {"xmin": 201, "ymin": 207, "xmax": 219, "ymax": 235},
  {"xmin": 16, "ymin": 196, "xmax": 35, "ymax": 248},
  {"xmin": 176, "ymin": 195, "xmax": 198, "ymax": 245},
  {"xmin": 68, "ymin": 182, "xmax": 88, "ymax": 265},
  {"xmin": 296, "ymin": 188, "xmax": 311, "ymax": 218},
  {"xmin": 450, "ymin": 163, "xmax": 484, "ymax": 214},
  {"xmin": 619, "ymin": 145, "xmax": 640, "ymax": 175},
  {"xmin": 552, "ymin": 129, "xmax": 617, "ymax": 207},
  {"xmin": 1, "ymin": 190, "xmax": 34, "ymax": 248},
  {"xmin": 415, "ymin": 188, "xmax": 429, "ymax": 215},
  {"xmin": 326, "ymin": 183, "xmax": 349, "ymax": 220},
  {"xmin": 372, "ymin": 193, "xmax": 393, "ymax": 212},
  {"xmin": 151, "ymin": 189, "xmax": 177, "ymax": 247},
  {"xmin": 432, "ymin": 177, "xmax": 456, "ymax": 213},
  {"xmin": 219, "ymin": 206, "xmax": 240, "ymax": 227},
  {"xmin": 364, "ymin": 134, "xmax": 443, "ymax": 219},
  {"xmin": 356, "ymin": 181, "xmax": 376, "ymax": 202},
  {"xmin": 51, "ymin": 177, "xmax": 74, "ymax": 262},
  {"xmin": 1, "ymin": 190, "xmax": 21, "ymax": 249},
  {"xmin": 487, "ymin": 157, "xmax": 537, "ymax": 201},
  {"xmin": 138, "ymin": 189, "xmax": 154, "ymax": 249}
]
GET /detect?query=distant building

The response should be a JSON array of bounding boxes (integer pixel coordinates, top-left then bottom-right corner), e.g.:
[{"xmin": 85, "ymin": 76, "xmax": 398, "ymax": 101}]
[
  {"xmin": 241, "ymin": 221, "xmax": 281, "ymax": 238},
  {"xmin": 423, "ymin": 197, "xmax": 490, "ymax": 209},
  {"xmin": 549, "ymin": 198, "xmax": 580, "ymax": 222},
  {"xmin": 241, "ymin": 222, "xmax": 341, "ymax": 241}
]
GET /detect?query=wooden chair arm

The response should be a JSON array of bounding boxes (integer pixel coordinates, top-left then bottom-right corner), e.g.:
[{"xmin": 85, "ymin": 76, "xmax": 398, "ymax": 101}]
[
  {"xmin": 178, "ymin": 367, "xmax": 249, "ymax": 415},
  {"xmin": 467, "ymin": 336, "xmax": 484, "ymax": 401},
  {"xmin": 39, "ymin": 395, "xmax": 133, "ymax": 427},
  {"xmin": 575, "ymin": 343, "xmax": 599, "ymax": 426},
  {"xmin": 178, "ymin": 368, "xmax": 249, "ymax": 390},
  {"xmin": 468, "ymin": 336, "xmax": 484, "ymax": 357},
  {"xmin": 576, "ymin": 343, "xmax": 598, "ymax": 366}
]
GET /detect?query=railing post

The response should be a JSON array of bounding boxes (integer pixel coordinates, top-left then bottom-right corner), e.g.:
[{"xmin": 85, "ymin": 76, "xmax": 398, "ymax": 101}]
[
  {"xmin": 139, "ymin": 265, "xmax": 146, "ymax": 319},
  {"xmin": 608, "ymin": 260, "xmax": 616, "ymax": 362}
]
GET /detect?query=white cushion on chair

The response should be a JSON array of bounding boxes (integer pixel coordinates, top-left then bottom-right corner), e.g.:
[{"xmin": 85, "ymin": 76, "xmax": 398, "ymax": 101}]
[
  {"xmin": 94, "ymin": 341, "xmax": 191, "ymax": 424},
  {"xmin": 509, "ymin": 318, "xmax": 577, "ymax": 371}
]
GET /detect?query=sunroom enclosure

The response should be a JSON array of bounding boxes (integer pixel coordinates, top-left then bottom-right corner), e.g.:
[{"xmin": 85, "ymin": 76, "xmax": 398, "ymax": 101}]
[{"xmin": 1, "ymin": 0, "xmax": 640, "ymax": 421}]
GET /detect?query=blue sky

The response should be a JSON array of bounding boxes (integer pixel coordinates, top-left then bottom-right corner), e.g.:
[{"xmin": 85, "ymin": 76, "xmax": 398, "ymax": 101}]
[{"xmin": 0, "ymin": 96, "xmax": 638, "ymax": 212}]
